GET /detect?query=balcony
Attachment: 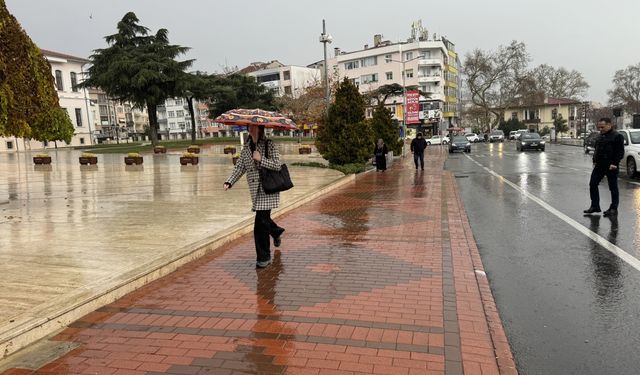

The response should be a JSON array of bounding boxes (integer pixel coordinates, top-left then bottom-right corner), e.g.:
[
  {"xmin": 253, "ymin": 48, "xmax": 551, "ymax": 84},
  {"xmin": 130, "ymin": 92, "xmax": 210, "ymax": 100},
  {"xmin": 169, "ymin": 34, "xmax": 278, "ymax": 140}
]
[
  {"xmin": 418, "ymin": 59, "xmax": 443, "ymax": 67},
  {"xmin": 418, "ymin": 75, "xmax": 441, "ymax": 83}
]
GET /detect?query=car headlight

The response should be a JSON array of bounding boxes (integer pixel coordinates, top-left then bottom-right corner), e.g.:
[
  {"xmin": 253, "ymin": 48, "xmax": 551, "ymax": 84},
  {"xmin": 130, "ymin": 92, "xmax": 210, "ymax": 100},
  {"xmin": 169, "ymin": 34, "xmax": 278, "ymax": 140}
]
[
  {"xmin": 521, "ymin": 142, "xmax": 526, "ymax": 145},
  {"xmin": 540, "ymin": 140, "xmax": 545, "ymax": 144},
  {"xmin": 466, "ymin": 143, "xmax": 471, "ymax": 147}
]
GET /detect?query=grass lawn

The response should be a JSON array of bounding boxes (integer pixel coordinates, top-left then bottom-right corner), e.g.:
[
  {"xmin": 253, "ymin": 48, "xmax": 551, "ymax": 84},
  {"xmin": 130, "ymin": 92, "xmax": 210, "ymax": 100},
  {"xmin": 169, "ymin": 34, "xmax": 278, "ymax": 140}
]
[{"xmin": 77, "ymin": 137, "xmax": 316, "ymax": 154}]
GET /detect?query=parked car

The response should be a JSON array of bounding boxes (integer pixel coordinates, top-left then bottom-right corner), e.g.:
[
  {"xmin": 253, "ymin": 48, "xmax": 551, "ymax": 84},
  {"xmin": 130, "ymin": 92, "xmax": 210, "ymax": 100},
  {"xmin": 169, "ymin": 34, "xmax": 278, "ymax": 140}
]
[
  {"xmin": 619, "ymin": 129, "xmax": 640, "ymax": 177},
  {"xmin": 465, "ymin": 133, "xmax": 481, "ymax": 143},
  {"xmin": 509, "ymin": 131, "xmax": 517, "ymax": 140},
  {"xmin": 449, "ymin": 136, "xmax": 471, "ymax": 153},
  {"xmin": 583, "ymin": 132, "xmax": 598, "ymax": 154},
  {"xmin": 514, "ymin": 129, "xmax": 529, "ymax": 140},
  {"xmin": 488, "ymin": 130, "xmax": 505, "ymax": 142},
  {"xmin": 517, "ymin": 132, "xmax": 545, "ymax": 151},
  {"xmin": 426, "ymin": 135, "xmax": 450, "ymax": 145}
]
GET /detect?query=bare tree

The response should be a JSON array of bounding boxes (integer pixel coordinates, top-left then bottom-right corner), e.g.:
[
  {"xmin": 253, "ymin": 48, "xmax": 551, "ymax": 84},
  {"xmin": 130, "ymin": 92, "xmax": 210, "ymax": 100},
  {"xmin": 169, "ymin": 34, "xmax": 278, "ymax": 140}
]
[
  {"xmin": 276, "ymin": 79, "xmax": 327, "ymax": 126},
  {"xmin": 463, "ymin": 41, "xmax": 530, "ymax": 132},
  {"xmin": 607, "ymin": 62, "xmax": 640, "ymax": 114},
  {"xmin": 530, "ymin": 64, "xmax": 589, "ymax": 99}
]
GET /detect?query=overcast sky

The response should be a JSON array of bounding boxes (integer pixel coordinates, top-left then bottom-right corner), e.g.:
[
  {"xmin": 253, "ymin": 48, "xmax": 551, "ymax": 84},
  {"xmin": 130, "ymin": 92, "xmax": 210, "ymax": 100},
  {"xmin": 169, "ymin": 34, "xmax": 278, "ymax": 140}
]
[{"xmin": 6, "ymin": 0, "xmax": 640, "ymax": 103}]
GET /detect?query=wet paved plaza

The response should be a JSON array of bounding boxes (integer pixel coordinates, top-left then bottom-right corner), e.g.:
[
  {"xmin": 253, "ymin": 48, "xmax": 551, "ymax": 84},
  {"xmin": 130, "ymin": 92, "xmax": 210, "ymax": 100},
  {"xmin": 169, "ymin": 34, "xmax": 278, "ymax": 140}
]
[{"xmin": 0, "ymin": 145, "xmax": 345, "ymax": 359}]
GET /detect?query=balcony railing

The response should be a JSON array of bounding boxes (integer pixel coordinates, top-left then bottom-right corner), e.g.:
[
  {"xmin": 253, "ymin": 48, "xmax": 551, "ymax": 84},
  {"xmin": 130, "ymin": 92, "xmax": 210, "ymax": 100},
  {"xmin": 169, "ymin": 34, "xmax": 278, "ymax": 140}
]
[
  {"xmin": 418, "ymin": 75, "xmax": 441, "ymax": 83},
  {"xmin": 418, "ymin": 59, "xmax": 443, "ymax": 66}
]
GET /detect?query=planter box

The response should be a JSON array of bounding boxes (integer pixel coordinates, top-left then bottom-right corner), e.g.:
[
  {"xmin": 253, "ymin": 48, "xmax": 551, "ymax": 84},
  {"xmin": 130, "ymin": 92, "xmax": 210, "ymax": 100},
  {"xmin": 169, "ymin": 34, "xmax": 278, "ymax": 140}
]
[
  {"xmin": 124, "ymin": 156, "xmax": 143, "ymax": 165},
  {"xmin": 298, "ymin": 148, "xmax": 312, "ymax": 154},
  {"xmin": 187, "ymin": 147, "xmax": 201, "ymax": 154},
  {"xmin": 33, "ymin": 156, "xmax": 52, "ymax": 165},
  {"xmin": 180, "ymin": 156, "xmax": 199, "ymax": 165},
  {"xmin": 153, "ymin": 147, "xmax": 167, "ymax": 154},
  {"xmin": 223, "ymin": 147, "xmax": 236, "ymax": 155},
  {"xmin": 79, "ymin": 157, "xmax": 98, "ymax": 165},
  {"xmin": 232, "ymin": 157, "xmax": 239, "ymax": 165}
]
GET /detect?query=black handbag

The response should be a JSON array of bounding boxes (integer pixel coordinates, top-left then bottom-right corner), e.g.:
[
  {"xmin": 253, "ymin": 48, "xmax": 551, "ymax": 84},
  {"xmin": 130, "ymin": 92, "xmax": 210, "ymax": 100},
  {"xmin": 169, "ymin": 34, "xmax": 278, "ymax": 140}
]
[{"xmin": 259, "ymin": 140, "xmax": 294, "ymax": 194}]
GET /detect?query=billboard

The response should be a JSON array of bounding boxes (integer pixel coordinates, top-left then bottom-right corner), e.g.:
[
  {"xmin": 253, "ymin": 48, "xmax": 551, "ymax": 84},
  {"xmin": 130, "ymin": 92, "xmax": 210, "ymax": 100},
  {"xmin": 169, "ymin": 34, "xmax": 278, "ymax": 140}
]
[{"xmin": 405, "ymin": 90, "xmax": 420, "ymax": 124}]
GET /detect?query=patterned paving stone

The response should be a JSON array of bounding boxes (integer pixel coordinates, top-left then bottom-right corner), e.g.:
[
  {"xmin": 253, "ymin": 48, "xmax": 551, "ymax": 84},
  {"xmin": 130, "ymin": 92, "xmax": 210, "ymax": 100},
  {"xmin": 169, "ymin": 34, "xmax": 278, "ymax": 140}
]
[{"xmin": 0, "ymin": 148, "xmax": 517, "ymax": 375}]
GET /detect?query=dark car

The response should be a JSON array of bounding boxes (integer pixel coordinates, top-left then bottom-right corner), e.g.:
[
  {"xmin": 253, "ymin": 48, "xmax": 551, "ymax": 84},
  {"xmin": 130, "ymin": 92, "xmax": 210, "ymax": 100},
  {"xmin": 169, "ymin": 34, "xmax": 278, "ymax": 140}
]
[
  {"xmin": 517, "ymin": 132, "xmax": 545, "ymax": 151},
  {"xmin": 584, "ymin": 132, "xmax": 598, "ymax": 154},
  {"xmin": 449, "ymin": 136, "xmax": 471, "ymax": 153}
]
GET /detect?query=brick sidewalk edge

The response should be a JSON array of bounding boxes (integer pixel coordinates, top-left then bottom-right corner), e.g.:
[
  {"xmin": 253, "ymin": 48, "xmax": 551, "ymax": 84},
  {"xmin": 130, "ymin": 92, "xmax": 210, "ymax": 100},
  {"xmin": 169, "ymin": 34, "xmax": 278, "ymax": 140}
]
[{"xmin": 447, "ymin": 172, "xmax": 519, "ymax": 375}]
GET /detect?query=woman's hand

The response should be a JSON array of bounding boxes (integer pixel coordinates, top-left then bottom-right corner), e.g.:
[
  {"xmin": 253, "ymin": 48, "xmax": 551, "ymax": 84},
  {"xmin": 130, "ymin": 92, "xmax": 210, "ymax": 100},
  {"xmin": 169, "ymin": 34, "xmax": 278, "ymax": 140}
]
[
  {"xmin": 223, "ymin": 182, "xmax": 231, "ymax": 191},
  {"xmin": 252, "ymin": 150, "xmax": 262, "ymax": 162}
]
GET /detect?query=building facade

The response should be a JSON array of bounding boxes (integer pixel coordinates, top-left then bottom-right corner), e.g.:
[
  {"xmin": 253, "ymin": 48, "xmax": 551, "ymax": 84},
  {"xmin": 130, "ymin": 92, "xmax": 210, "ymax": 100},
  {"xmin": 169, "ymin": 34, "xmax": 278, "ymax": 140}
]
[
  {"xmin": 326, "ymin": 25, "xmax": 461, "ymax": 134},
  {"xmin": 156, "ymin": 97, "xmax": 221, "ymax": 140},
  {"xmin": 242, "ymin": 61, "xmax": 321, "ymax": 98},
  {"xmin": 0, "ymin": 49, "xmax": 94, "ymax": 152},
  {"xmin": 502, "ymin": 98, "xmax": 582, "ymax": 136}
]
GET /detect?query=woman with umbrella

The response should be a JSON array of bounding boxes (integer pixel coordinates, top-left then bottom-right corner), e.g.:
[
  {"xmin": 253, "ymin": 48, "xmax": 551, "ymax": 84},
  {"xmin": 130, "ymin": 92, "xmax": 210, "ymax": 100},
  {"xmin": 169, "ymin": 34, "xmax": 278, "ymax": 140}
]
[{"xmin": 221, "ymin": 110, "xmax": 293, "ymax": 268}]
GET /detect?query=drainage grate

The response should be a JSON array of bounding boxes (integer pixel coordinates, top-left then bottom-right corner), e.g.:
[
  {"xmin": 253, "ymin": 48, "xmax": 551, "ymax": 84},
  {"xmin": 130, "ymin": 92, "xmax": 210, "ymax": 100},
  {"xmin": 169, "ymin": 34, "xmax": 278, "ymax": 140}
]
[{"xmin": 454, "ymin": 175, "xmax": 469, "ymax": 178}]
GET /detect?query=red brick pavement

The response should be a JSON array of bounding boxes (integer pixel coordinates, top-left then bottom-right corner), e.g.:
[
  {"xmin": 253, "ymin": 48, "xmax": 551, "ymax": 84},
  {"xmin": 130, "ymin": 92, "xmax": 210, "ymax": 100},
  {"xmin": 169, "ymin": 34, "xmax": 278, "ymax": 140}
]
[{"xmin": 2, "ymin": 147, "xmax": 517, "ymax": 375}]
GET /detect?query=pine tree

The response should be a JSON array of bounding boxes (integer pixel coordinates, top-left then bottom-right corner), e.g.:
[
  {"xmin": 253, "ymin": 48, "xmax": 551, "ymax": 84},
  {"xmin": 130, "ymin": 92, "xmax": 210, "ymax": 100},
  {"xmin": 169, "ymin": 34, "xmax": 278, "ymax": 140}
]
[
  {"xmin": 0, "ymin": 0, "xmax": 73, "ymax": 142},
  {"xmin": 81, "ymin": 12, "xmax": 192, "ymax": 145},
  {"xmin": 316, "ymin": 78, "xmax": 374, "ymax": 165},
  {"xmin": 370, "ymin": 103, "xmax": 402, "ymax": 154}
]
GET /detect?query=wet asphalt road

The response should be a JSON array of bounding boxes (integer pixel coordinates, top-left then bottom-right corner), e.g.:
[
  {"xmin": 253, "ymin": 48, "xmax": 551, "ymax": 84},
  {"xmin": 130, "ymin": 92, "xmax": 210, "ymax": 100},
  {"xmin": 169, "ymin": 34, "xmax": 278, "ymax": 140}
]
[{"xmin": 445, "ymin": 142, "xmax": 640, "ymax": 375}]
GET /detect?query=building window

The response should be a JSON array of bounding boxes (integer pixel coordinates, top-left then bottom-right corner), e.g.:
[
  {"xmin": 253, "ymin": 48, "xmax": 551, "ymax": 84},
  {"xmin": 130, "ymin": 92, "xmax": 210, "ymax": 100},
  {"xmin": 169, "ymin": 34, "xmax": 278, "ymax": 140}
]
[
  {"xmin": 552, "ymin": 108, "xmax": 558, "ymax": 119},
  {"xmin": 361, "ymin": 56, "xmax": 377, "ymax": 67},
  {"xmin": 6, "ymin": 141, "xmax": 13, "ymax": 150},
  {"xmin": 75, "ymin": 108, "xmax": 83, "ymax": 126},
  {"xmin": 420, "ymin": 51, "xmax": 431, "ymax": 58},
  {"xmin": 80, "ymin": 137, "xmax": 85, "ymax": 145},
  {"xmin": 256, "ymin": 73, "xmax": 280, "ymax": 82},
  {"xmin": 176, "ymin": 110, "xmax": 184, "ymax": 117},
  {"xmin": 283, "ymin": 70, "xmax": 291, "ymax": 80},
  {"xmin": 55, "ymin": 70, "xmax": 64, "ymax": 91},
  {"xmin": 178, "ymin": 122, "xmax": 185, "ymax": 130},
  {"xmin": 284, "ymin": 86, "xmax": 292, "ymax": 95},
  {"xmin": 385, "ymin": 54, "xmax": 392, "ymax": 63},
  {"xmin": 168, "ymin": 111, "xmax": 175, "ymax": 118},
  {"xmin": 511, "ymin": 112, "xmax": 518, "ymax": 120},
  {"xmin": 361, "ymin": 73, "xmax": 378, "ymax": 84},
  {"xmin": 404, "ymin": 52, "xmax": 413, "ymax": 61},
  {"xmin": 386, "ymin": 72, "xmax": 393, "ymax": 80},
  {"xmin": 70, "ymin": 72, "xmax": 78, "ymax": 92},
  {"xmin": 349, "ymin": 78, "xmax": 360, "ymax": 87},
  {"xmin": 344, "ymin": 60, "xmax": 360, "ymax": 70},
  {"xmin": 404, "ymin": 69, "xmax": 414, "ymax": 78},
  {"xmin": 43, "ymin": 141, "xmax": 48, "ymax": 147},
  {"xmin": 175, "ymin": 98, "xmax": 183, "ymax": 105}
]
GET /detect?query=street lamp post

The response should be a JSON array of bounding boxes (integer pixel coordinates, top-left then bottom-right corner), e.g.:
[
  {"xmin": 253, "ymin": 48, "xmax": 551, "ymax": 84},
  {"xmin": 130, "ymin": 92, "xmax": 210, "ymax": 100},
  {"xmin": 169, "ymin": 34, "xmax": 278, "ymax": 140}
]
[{"xmin": 319, "ymin": 20, "xmax": 333, "ymax": 113}]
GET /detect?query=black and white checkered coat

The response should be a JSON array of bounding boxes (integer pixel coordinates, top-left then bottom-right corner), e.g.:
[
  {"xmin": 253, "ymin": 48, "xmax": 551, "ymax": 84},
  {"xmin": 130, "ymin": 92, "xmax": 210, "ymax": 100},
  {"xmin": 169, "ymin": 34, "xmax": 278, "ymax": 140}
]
[{"xmin": 225, "ymin": 139, "xmax": 281, "ymax": 211}]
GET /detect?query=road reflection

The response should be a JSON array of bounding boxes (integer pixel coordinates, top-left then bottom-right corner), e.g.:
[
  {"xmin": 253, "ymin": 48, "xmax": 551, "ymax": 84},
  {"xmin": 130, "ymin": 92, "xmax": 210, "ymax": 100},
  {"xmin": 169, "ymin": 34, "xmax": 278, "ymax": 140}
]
[{"xmin": 586, "ymin": 215, "xmax": 623, "ymax": 308}]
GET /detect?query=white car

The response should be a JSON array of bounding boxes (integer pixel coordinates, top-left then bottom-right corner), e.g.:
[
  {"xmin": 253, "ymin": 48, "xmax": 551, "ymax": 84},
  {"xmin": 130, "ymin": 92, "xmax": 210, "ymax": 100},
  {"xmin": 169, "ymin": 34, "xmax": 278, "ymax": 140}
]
[
  {"xmin": 619, "ymin": 129, "xmax": 640, "ymax": 177},
  {"xmin": 465, "ymin": 133, "xmax": 480, "ymax": 143},
  {"xmin": 426, "ymin": 135, "xmax": 450, "ymax": 145}
]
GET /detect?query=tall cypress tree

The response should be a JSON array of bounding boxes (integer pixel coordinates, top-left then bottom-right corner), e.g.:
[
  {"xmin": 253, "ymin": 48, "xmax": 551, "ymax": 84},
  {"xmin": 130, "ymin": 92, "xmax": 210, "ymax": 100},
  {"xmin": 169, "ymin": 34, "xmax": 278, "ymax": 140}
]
[
  {"xmin": 370, "ymin": 103, "xmax": 402, "ymax": 154},
  {"xmin": 316, "ymin": 78, "xmax": 374, "ymax": 165},
  {"xmin": 0, "ymin": 0, "xmax": 73, "ymax": 142}
]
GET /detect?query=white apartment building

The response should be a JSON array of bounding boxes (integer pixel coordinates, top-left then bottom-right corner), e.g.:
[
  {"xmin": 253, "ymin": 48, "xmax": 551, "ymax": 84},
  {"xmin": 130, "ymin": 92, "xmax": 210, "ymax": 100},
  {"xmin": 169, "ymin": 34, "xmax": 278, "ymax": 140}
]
[
  {"xmin": 242, "ymin": 61, "xmax": 321, "ymax": 98},
  {"xmin": 326, "ymin": 26, "xmax": 461, "ymax": 133},
  {"xmin": 0, "ymin": 49, "xmax": 94, "ymax": 152},
  {"xmin": 156, "ymin": 97, "xmax": 218, "ymax": 140}
]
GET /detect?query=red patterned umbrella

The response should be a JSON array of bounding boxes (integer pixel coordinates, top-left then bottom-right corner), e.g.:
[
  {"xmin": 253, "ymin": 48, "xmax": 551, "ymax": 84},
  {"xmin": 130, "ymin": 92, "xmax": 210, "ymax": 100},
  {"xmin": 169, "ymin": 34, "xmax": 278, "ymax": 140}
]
[{"xmin": 214, "ymin": 109, "xmax": 298, "ymax": 130}]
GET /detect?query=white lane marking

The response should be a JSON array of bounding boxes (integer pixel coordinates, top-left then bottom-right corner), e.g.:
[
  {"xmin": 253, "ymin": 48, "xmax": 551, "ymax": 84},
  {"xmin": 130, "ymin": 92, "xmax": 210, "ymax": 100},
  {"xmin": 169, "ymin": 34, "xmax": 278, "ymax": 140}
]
[{"xmin": 465, "ymin": 154, "xmax": 640, "ymax": 273}]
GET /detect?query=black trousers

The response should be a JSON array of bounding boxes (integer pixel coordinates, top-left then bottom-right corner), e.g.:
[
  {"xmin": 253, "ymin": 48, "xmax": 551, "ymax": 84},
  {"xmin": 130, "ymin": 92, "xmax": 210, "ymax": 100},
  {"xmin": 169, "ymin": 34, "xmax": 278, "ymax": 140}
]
[
  {"xmin": 589, "ymin": 166, "xmax": 619, "ymax": 210},
  {"xmin": 254, "ymin": 210, "xmax": 284, "ymax": 262},
  {"xmin": 413, "ymin": 152, "xmax": 424, "ymax": 169}
]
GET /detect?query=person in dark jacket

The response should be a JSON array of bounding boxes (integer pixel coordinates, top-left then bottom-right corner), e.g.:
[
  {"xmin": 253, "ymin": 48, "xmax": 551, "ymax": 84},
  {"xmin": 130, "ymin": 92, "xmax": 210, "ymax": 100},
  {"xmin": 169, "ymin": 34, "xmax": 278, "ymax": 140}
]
[
  {"xmin": 584, "ymin": 118, "xmax": 625, "ymax": 216},
  {"xmin": 410, "ymin": 133, "xmax": 428, "ymax": 170},
  {"xmin": 373, "ymin": 138, "xmax": 388, "ymax": 171}
]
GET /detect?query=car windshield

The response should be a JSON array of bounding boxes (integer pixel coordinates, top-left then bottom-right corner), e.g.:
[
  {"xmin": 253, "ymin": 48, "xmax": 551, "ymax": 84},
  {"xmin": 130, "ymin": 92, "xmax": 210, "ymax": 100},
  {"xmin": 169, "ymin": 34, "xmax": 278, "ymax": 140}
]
[
  {"xmin": 465, "ymin": 133, "xmax": 475, "ymax": 137},
  {"xmin": 522, "ymin": 133, "xmax": 541, "ymax": 140},
  {"xmin": 453, "ymin": 136, "xmax": 468, "ymax": 142},
  {"xmin": 630, "ymin": 132, "xmax": 640, "ymax": 144},
  {"xmin": 490, "ymin": 131, "xmax": 502, "ymax": 135}
]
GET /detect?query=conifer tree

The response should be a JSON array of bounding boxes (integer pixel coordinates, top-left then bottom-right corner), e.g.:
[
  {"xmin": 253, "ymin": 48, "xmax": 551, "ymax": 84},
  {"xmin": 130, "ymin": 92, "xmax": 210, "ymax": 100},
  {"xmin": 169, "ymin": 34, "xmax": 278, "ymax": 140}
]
[
  {"xmin": 316, "ymin": 78, "xmax": 374, "ymax": 165},
  {"xmin": 370, "ymin": 103, "xmax": 402, "ymax": 154},
  {"xmin": 0, "ymin": 0, "xmax": 73, "ymax": 142}
]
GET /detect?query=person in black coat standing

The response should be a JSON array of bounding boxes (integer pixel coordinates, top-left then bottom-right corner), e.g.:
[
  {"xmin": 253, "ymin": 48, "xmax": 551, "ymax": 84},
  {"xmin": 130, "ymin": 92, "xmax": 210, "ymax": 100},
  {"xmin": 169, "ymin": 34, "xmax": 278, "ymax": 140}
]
[
  {"xmin": 584, "ymin": 118, "xmax": 625, "ymax": 217},
  {"xmin": 374, "ymin": 138, "xmax": 388, "ymax": 171},
  {"xmin": 410, "ymin": 133, "xmax": 428, "ymax": 170}
]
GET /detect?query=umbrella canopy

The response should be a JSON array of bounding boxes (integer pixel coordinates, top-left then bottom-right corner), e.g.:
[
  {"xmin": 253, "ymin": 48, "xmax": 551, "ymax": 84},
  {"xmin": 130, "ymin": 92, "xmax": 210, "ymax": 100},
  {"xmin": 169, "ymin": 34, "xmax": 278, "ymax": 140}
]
[{"xmin": 214, "ymin": 109, "xmax": 298, "ymax": 130}]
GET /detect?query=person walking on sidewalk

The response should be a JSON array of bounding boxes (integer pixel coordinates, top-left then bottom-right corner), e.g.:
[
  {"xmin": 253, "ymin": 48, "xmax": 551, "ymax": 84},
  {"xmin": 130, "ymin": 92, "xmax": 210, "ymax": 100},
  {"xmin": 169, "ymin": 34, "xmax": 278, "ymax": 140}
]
[
  {"xmin": 410, "ymin": 132, "xmax": 428, "ymax": 170},
  {"xmin": 373, "ymin": 138, "xmax": 388, "ymax": 172},
  {"xmin": 584, "ymin": 118, "xmax": 625, "ymax": 217},
  {"xmin": 224, "ymin": 125, "xmax": 285, "ymax": 268}
]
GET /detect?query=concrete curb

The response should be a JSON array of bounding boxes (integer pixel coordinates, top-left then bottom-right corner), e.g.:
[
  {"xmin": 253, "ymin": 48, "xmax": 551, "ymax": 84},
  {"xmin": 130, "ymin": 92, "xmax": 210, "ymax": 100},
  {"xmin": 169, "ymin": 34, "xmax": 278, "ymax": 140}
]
[
  {"xmin": 448, "ymin": 173, "xmax": 519, "ymax": 375},
  {"xmin": 0, "ymin": 172, "xmax": 356, "ymax": 360}
]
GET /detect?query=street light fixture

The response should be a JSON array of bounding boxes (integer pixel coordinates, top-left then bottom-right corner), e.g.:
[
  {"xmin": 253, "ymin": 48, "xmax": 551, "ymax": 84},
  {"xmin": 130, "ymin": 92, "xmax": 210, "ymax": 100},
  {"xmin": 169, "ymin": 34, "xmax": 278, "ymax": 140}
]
[{"xmin": 319, "ymin": 20, "xmax": 333, "ymax": 112}]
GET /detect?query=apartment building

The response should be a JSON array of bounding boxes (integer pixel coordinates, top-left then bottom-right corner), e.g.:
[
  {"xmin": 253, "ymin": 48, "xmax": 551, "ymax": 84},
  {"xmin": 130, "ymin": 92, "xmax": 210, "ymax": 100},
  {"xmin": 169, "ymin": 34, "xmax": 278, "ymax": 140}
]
[
  {"xmin": 326, "ymin": 24, "xmax": 461, "ymax": 133},
  {"xmin": 156, "ymin": 97, "xmax": 219, "ymax": 140},
  {"xmin": 0, "ymin": 49, "xmax": 93, "ymax": 152},
  {"xmin": 242, "ymin": 61, "xmax": 321, "ymax": 98}
]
